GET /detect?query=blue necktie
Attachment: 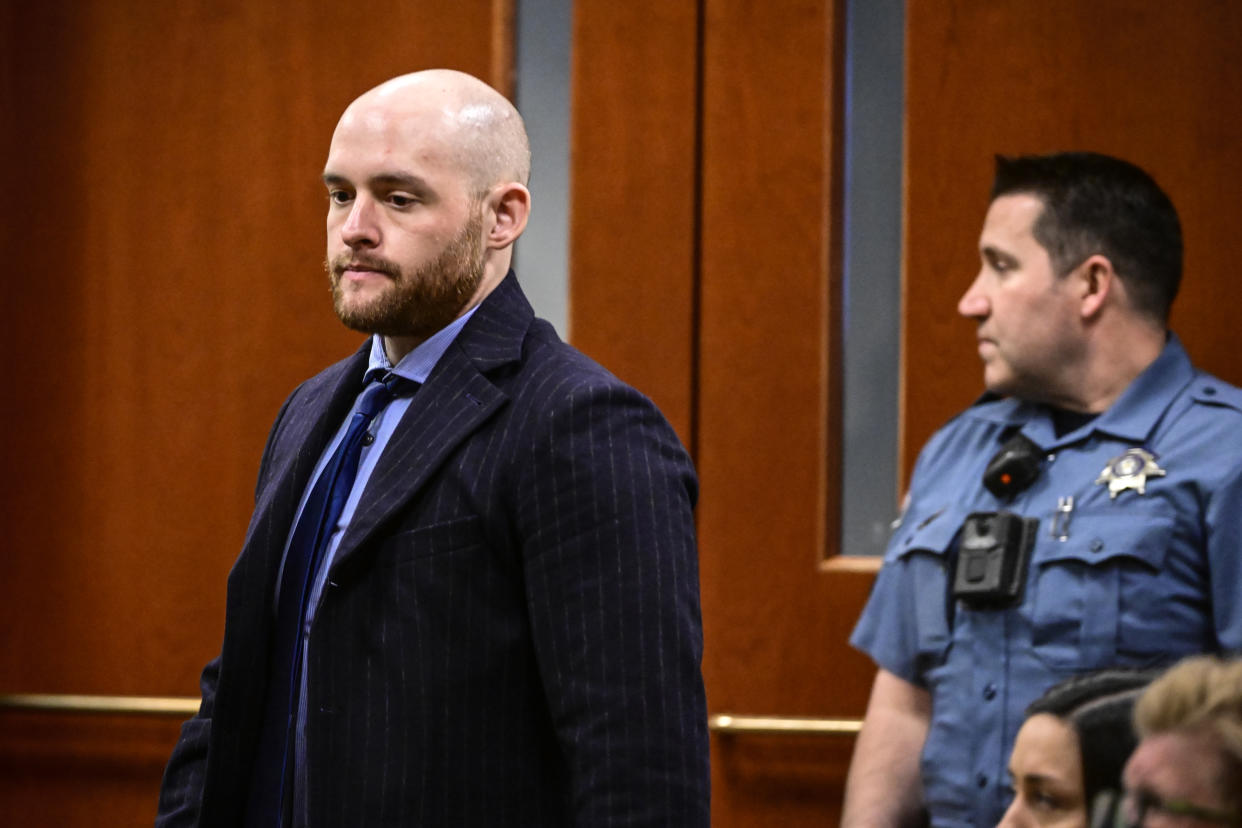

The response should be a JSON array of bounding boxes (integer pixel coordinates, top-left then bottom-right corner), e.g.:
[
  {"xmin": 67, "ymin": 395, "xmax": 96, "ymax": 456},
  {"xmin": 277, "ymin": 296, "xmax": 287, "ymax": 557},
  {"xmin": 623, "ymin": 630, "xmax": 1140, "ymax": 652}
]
[{"xmin": 245, "ymin": 375, "xmax": 408, "ymax": 827}]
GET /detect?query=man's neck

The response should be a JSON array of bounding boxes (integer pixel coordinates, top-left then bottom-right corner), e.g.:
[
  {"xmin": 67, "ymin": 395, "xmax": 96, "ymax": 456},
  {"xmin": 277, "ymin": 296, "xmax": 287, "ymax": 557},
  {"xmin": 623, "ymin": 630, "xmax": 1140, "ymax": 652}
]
[{"xmin": 1063, "ymin": 322, "xmax": 1167, "ymax": 413}]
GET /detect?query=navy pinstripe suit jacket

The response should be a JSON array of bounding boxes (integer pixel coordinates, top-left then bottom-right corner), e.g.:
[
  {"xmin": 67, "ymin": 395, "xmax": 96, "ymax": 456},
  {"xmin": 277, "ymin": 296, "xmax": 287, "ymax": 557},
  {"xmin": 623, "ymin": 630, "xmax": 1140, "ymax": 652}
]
[{"xmin": 156, "ymin": 273, "xmax": 710, "ymax": 827}]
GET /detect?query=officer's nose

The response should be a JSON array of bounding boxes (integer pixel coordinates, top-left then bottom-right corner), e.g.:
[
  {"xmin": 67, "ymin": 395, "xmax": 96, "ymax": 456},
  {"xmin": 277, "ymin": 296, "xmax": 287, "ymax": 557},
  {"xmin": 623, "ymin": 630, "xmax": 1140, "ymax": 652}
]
[{"xmin": 958, "ymin": 271, "xmax": 990, "ymax": 320}]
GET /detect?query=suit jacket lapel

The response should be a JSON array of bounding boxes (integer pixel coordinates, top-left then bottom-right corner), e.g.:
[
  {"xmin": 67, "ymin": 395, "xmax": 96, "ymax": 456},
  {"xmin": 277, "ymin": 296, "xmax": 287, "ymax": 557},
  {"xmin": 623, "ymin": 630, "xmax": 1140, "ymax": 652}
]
[
  {"xmin": 237, "ymin": 346, "xmax": 370, "ymax": 599},
  {"xmin": 329, "ymin": 272, "xmax": 533, "ymax": 572},
  {"xmin": 215, "ymin": 345, "xmax": 370, "ymax": 737}
]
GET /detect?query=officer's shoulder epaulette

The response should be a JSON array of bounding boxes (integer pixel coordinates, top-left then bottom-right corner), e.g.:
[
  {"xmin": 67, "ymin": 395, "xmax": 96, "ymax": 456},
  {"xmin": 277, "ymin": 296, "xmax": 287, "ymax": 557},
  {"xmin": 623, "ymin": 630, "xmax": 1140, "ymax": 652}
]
[{"xmin": 1188, "ymin": 375, "xmax": 1242, "ymax": 413}]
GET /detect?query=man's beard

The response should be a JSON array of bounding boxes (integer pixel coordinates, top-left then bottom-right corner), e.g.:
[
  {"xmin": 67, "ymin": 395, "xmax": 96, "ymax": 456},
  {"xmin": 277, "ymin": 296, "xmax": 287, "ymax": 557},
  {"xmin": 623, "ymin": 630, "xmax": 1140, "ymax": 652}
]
[{"xmin": 326, "ymin": 212, "xmax": 485, "ymax": 340}]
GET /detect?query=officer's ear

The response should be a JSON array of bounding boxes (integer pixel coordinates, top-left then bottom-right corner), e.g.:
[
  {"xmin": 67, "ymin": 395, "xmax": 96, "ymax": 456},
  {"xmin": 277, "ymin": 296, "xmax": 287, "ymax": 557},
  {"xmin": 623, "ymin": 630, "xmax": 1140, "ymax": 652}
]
[{"xmin": 1077, "ymin": 254, "xmax": 1116, "ymax": 319}]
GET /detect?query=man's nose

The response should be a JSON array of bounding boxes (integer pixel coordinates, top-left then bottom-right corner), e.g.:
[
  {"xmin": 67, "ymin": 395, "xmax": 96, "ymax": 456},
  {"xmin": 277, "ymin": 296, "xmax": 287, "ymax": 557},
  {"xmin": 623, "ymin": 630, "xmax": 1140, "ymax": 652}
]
[
  {"xmin": 341, "ymin": 198, "xmax": 379, "ymax": 248},
  {"xmin": 957, "ymin": 272, "xmax": 989, "ymax": 319}
]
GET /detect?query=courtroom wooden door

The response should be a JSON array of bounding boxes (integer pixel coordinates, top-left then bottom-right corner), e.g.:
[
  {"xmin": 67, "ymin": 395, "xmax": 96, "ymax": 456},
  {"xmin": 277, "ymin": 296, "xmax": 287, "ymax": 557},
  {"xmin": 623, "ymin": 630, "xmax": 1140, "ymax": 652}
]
[
  {"xmin": 571, "ymin": 1, "xmax": 1242, "ymax": 825},
  {"xmin": 572, "ymin": 2, "xmax": 878, "ymax": 825}
]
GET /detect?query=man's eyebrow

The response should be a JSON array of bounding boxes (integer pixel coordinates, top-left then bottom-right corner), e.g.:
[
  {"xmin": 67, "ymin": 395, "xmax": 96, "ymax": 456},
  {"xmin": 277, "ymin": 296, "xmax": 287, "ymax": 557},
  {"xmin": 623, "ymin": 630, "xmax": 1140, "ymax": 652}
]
[{"xmin": 321, "ymin": 171, "xmax": 431, "ymax": 190}]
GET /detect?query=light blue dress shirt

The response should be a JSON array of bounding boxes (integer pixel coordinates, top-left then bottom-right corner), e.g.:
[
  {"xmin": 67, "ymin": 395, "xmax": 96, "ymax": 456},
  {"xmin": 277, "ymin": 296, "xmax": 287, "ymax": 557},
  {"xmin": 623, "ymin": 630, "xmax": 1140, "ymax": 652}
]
[{"xmin": 851, "ymin": 335, "xmax": 1242, "ymax": 828}]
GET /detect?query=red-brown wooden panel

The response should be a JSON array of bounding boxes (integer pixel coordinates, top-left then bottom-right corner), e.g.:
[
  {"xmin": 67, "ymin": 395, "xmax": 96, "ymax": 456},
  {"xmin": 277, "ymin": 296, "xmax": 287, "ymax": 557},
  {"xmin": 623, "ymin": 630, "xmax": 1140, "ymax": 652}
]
[
  {"xmin": 696, "ymin": 1, "xmax": 877, "ymax": 824},
  {"xmin": 903, "ymin": 0, "xmax": 1242, "ymax": 485},
  {"xmin": 568, "ymin": 1, "xmax": 700, "ymax": 443},
  {"xmin": 0, "ymin": 1, "xmax": 509, "ymax": 824}
]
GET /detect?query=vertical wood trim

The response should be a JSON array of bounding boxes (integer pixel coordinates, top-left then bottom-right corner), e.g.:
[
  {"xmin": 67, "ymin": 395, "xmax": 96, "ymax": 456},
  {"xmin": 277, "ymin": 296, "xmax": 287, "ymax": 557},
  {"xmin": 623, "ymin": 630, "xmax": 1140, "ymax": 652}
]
[
  {"xmin": 696, "ymin": 2, "xmax": 868, "ymax": 823},
  {"xmin": 567, "ymin": 1, "xmax": 700, "ymax": 444},
  {"xmin": 696, "ymin": 0, "xmax": 844, "ymax": 609},
  {"xmin": 489, "ymin": 0, "xmax": 516, "ymax": 98}
]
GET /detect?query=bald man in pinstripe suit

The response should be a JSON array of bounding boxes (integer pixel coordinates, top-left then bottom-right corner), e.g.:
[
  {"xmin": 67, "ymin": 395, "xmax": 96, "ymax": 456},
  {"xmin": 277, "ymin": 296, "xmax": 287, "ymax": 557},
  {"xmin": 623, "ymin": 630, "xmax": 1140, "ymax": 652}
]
[{"xmin": 157, "ymin": 70, "xmax": 709, "ymax": 828}]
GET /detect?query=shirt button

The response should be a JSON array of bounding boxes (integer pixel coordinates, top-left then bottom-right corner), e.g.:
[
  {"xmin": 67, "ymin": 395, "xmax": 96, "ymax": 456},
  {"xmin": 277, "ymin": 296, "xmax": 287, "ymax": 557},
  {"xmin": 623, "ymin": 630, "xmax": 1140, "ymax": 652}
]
[
  {"xmin": 976, "ymin": 772, "xmax": 988, "ymax": 788},
  {"xmin": 1046, "ymin": 453, "xmax": 1056, "ymax": 462},
  {"xmin": 1204, "ymin": 386, "xmax": 1218, "ymax": 396},
  {"xmin": 362, "ymin": 432, "xmax": 375, "ymax": 446},
  {"xmin": 983, "ymin": 683, "xmax": 997, "ymax": 701},
  {"xmin": 1090, "ymin": 538, "xmax": 1105, "ymax": 553}
]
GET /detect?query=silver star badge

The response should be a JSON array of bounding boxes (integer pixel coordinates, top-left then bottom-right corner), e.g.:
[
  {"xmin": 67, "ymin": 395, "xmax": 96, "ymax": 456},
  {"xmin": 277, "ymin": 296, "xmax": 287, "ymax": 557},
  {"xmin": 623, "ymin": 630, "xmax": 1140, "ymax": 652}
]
[{"xmin": 1095, "ymin": 448, "xmax": 1166, "ymax": 498}]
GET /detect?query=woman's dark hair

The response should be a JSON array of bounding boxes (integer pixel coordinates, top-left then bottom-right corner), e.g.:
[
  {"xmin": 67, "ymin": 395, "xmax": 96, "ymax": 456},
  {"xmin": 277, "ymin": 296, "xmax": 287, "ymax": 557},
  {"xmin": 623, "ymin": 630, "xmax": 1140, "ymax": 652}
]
[{"xmin": 1026, "ymin": 669, "xmax": 1156, "ymax": 806}]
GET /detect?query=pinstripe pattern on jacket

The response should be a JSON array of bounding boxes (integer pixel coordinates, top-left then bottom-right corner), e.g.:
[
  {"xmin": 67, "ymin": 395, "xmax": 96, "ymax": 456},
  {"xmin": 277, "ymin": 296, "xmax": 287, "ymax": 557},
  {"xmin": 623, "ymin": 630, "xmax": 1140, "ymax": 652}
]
[{"xmin": 156, "ymin": 272, "xmax": 710, "ymax": 827}]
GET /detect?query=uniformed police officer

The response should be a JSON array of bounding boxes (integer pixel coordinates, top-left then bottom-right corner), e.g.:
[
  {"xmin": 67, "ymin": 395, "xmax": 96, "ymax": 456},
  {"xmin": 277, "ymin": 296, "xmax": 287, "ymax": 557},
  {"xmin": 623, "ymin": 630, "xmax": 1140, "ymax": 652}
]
[{"xmin": 842, "ymin": 152, "xmax": 1242, "ymax": 828}]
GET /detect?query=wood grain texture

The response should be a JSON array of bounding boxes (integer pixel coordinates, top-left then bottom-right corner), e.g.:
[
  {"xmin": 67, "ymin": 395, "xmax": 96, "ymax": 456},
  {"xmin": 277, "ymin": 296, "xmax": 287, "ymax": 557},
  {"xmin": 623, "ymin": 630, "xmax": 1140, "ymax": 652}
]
[
  {"xmin": 903, "ymin": 0, "xmax": 1242, "ymax": 486},
  {"xmin": 695, "ymin": 1, "xmax": 873, "ymax": 824},
  {"xmin": 0, "ymin": 1, "xmax": 509, "ymax": 824},
  {"xmin": 568, "ymin": 1, "xmax": 700, "ymax": 444}
]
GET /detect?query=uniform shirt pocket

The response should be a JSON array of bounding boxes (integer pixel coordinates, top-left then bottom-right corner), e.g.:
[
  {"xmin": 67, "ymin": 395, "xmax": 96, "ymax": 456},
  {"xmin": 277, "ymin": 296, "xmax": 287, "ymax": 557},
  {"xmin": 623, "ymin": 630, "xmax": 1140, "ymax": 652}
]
[
  {"xmin": 1029, "ymin": 502, "xmax": 1173, "ymax": 670},
  {"xmin": 891, "ymin": 505, "xmax": 967, "ymax": 666}
]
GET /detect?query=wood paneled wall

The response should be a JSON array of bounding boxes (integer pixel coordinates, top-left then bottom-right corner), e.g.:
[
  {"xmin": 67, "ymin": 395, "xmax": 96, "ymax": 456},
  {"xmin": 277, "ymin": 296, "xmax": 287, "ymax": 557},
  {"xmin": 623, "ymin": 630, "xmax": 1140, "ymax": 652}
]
[
  {"xmin": 568, "ymin": 3, "xmax": 700, "ymax": 442},
  {"xmin": 6, "ymin": 1, "xmax": 1240, "ymax": 825},
  {"xmin": 574, "ymin": 1, "xmax": 1242, "ymax": 825},
  {"xmin": 0, "ymin": 2, "xmax": 509, "ymax": 824},
  {"xmin": 573, "ymin": 2, "xmax": 876, "ymax": 825},
  {"xmin": 903, "ymin": 0, "xmax": 1242, "ymax": 484}
]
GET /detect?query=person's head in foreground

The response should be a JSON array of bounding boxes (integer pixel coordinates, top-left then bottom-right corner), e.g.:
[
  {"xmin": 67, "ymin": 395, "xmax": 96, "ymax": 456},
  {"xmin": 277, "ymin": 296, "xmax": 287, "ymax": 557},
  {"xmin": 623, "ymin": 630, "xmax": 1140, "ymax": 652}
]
[
  {"xmin": 1120, "ymin": 655, "xmax": 1242, "ymax": 827},
  {"xmin": 999, "ymin": 669, "xmax": 1153, "ymax": 828}
]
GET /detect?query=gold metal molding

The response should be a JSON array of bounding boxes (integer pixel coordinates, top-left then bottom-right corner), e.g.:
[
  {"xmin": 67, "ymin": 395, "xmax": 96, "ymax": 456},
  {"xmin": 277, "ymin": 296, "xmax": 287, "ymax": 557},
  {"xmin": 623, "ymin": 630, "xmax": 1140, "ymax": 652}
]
[
  {"xmin": 2, "ymin": 695, "xmax": 864, "ymax": 736},
  {"xmin": 0, "ymin": 693, "xmax": 200, "ymax": 717},
  {"xmin": 708, "ymin": 713, "xmax": 862, "ymax": 736}
]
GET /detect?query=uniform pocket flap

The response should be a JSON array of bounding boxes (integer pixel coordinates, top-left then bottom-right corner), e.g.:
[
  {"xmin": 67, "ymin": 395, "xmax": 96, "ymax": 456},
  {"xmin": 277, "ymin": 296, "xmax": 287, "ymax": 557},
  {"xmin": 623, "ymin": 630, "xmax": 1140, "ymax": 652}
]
[
  {"xmin": 891, "ymin": 505, "xmax": 966, "ymax": 562},
  {"xmin": 1033, "ymin": 501, "xmax": 1174, "ymax": 572}
]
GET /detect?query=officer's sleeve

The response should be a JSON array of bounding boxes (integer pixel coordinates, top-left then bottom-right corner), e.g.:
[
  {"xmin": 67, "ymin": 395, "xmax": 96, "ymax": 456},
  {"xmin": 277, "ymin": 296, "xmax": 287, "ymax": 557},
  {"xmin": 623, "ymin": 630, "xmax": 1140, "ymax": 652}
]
[
  {"xmin": 1206, "ymin": 460, "xmax": 1242, "ymax": 650},
  {"xmin": 849, "ymin": 429, "xmax": 962, "ymax": 688},
  {"xmin": 853, "ymin": 562, "xmax": 924, "ymax": 683}
]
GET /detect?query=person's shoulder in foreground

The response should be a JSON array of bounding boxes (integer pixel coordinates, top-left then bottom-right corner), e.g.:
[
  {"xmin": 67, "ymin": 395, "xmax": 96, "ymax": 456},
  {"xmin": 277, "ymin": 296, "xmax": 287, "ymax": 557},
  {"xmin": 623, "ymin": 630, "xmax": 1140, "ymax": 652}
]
[{"xmin": 156, "ymin": 68, "xmax": 709, "ymax": 828}]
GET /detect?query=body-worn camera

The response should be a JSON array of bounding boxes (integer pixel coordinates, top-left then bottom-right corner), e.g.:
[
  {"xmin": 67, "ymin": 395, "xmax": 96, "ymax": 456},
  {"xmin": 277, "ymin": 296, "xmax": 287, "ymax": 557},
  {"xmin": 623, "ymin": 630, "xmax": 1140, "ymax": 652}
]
[
  {"xmin": 952, "ymin": 511, "xmax": 1038, "ymax": 608},
  {"xmin": 982, "ymin": 433, "xmax": 1043, "ymax": 499}
]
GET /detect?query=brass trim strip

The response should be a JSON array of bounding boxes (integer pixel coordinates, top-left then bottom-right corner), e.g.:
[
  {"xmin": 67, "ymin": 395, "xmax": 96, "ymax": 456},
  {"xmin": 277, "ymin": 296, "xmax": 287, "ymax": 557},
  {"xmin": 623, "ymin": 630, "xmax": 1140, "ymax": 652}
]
[
  {"xmin": 0, "ymin": 693, "xmax": 200, "ymax": 717},
  {"xmin": 708, "ymin": 713, "xmax": 862, "ymax": 736},
  {"xmin": 0, "ymin": 696, "xmax": 863, "ymax": 735}
]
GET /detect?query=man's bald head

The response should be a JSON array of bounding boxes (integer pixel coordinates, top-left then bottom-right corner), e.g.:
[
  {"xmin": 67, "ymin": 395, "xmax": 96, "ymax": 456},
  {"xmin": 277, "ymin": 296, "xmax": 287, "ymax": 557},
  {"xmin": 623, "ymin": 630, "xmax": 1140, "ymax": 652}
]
[
  {"xmin": 337, "ymin": 69, "xmax": 531, "ymax": 194},
  {"xmin": 323, "ymin": 70, "xmax": 533, "ymax": 361}
]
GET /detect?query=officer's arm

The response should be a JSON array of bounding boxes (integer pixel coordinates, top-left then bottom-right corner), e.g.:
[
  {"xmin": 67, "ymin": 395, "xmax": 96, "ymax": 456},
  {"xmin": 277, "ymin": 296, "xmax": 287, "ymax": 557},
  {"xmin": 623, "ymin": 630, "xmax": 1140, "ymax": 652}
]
[{"xmin": 842, "ymin": 668, "xmax": 931, "ymax": 828}]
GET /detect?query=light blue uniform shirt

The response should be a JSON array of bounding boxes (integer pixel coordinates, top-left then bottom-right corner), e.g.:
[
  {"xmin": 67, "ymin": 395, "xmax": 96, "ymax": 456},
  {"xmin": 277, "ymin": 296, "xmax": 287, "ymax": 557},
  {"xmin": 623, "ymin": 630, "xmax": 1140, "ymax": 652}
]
[
  {"xmin": 851, "ymin": 335, "xmax": 1242, "ymax": 828},
  {"xmin": 284, "ymin": 307, "xmax": 477, "ymax": 825}
]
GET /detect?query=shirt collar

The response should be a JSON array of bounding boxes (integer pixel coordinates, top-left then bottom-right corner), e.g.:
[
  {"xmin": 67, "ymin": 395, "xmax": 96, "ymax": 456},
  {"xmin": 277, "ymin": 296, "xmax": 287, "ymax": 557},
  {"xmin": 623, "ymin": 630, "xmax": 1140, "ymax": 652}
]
[
  {"xmin": 1086, "ymin": 332, "xmax": 1194, "ymax": 443},
  {"xmin": 363, "ymin": 305, "xmax": 481, "ymax": 386}
]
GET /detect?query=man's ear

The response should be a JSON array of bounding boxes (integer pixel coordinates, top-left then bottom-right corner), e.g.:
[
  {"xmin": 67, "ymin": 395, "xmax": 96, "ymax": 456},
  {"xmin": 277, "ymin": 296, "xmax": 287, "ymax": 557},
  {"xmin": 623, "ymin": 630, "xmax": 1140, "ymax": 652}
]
[
  {"xmin": 1077, "ymin": 254, "xmax": 1116, "ymax": 319},
  {"xmin": 485, "ymin": 182, "xmax": 530, "ymax": 250}
]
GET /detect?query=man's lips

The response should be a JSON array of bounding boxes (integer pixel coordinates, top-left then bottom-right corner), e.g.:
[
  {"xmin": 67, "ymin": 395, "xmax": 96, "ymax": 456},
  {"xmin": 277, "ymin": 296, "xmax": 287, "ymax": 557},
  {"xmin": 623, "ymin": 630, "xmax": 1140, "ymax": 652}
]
[{"xmin": 338, "ymin": 263, "xmax": 393, "ymax": 280}]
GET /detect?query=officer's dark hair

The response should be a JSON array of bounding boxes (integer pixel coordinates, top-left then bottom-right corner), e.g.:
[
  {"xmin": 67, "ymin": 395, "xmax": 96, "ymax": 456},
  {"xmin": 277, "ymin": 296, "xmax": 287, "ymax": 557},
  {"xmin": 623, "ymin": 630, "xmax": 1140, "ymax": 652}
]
[
  {"xmin": 1025, "ymin": 668, "xmax": 1156, "ymax": 808},
  {"xmin": 991, "ymin": 152, "xmax": 1183, "ymax": 324}
]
